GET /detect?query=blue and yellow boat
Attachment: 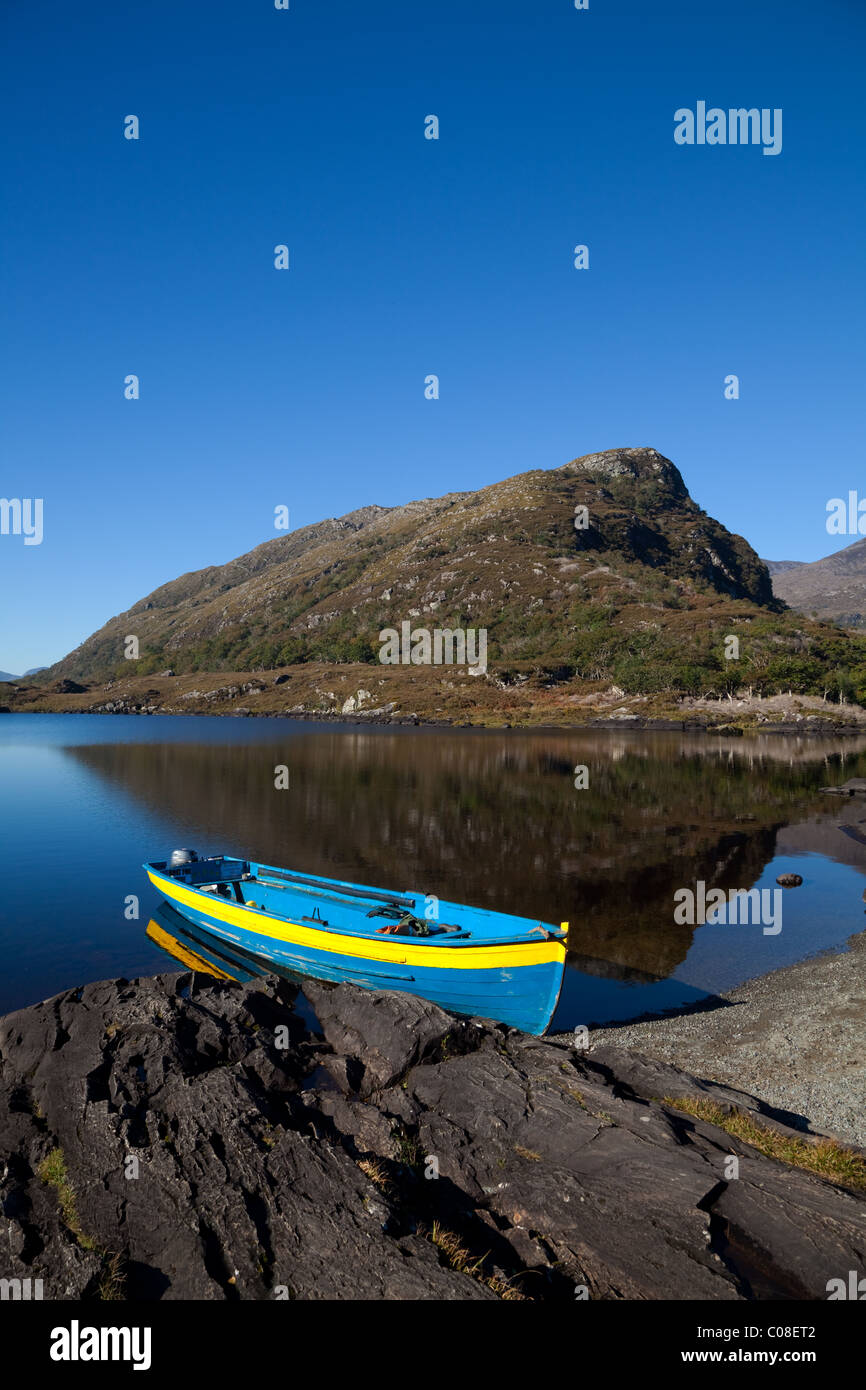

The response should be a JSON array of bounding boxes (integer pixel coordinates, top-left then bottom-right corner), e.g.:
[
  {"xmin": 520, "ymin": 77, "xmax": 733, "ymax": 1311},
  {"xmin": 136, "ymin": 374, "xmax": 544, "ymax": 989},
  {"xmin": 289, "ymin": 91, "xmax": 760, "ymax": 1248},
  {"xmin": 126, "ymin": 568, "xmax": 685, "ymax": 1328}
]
[{"xmin": 144, "ymin": 850, "xmax": 567, "ymax": 1034}]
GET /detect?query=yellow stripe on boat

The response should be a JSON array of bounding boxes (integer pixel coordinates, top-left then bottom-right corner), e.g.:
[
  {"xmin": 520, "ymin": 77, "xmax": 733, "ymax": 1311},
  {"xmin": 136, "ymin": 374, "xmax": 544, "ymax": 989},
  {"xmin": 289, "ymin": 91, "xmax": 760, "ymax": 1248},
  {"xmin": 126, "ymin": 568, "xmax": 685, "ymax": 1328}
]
[{"xmin": 148, "ymin": 871, "xmax": 566, "ymax": 970}]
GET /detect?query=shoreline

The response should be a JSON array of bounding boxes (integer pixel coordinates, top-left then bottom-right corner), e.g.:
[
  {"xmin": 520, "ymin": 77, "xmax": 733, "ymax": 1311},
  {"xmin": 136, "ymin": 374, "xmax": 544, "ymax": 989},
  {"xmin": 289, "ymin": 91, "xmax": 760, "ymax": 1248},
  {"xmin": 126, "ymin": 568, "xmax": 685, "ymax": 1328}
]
[
  {"xmin": 577, "ymin": 929, "xmax": 866, "ymax": 1148},
  {"xmin": 5, "ymin": 700, "xmax": 866, "ymax": 740},
  {"xmin": 4, "ymin": 666, "xmax": 866, "ymax": 736}
]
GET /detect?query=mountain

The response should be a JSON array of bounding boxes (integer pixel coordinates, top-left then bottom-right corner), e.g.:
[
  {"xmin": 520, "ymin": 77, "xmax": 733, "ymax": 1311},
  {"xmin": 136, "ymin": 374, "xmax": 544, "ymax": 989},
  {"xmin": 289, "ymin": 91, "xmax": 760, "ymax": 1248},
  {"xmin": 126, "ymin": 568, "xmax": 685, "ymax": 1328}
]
[
  {"xmin": 44, "ymin": 447, "xmax": 866, "ymax": 699},
  {"xmin": 0, "ymin": 667, "xmax": 47, "ymax": 682},
  {"xmin": 769, "ymin": 539, "xmax": 866, "ymax": 628},
  {"xmin": 764, "ymin": 560, "xmax": 804, "ymax": 576}
]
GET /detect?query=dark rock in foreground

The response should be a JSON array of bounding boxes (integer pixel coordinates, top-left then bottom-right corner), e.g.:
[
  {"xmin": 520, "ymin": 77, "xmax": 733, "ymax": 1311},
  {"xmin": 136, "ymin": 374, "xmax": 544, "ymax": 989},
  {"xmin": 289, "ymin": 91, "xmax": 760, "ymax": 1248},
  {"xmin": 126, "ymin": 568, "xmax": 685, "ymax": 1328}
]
[{"xmin": 0, "ymin": 973, "xmax": 863, "ymax": 1301}]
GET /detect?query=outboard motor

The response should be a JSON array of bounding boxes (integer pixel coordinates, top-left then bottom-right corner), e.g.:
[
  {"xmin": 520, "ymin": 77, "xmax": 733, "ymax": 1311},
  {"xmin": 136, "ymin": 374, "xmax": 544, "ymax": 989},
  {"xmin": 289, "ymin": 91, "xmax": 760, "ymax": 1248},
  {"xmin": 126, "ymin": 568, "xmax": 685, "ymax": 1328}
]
[{"xmin": 169, "ymin": 848, "xmax": 199, "ymax": 870}]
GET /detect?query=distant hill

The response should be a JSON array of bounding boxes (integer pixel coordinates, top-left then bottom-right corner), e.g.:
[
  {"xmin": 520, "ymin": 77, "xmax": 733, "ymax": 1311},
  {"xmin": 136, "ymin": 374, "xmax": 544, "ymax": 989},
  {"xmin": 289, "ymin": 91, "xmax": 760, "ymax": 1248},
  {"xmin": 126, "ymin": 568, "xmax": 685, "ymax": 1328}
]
[
  {"xmin": 763, "ymin": 560, "xmax": 804, "ymax": 576},
  {"xmin": 43, "ymin": 447, "xmax": 866, "ymax": 700},
  {"xmin": 0, "ymin": 667, "xmax": 47, "ymax": 681},
  {"xmin": 769, "ymin": 539, "xmax": 866, "ymax": 628}
]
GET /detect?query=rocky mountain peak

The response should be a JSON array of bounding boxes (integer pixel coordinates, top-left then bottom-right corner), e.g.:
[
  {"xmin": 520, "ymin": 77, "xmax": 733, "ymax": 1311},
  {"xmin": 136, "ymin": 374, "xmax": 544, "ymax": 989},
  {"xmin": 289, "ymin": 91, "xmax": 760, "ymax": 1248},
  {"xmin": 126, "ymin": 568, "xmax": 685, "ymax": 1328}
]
[{"xmin": 560, "ymin": 447, "xmax": 689, "ymax": 500}]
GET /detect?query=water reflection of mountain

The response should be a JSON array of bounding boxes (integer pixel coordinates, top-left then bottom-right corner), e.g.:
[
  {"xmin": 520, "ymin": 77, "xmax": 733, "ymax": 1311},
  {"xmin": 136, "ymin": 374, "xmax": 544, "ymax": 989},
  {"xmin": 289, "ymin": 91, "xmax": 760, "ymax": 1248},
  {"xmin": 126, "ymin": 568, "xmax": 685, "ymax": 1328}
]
[{"xmin": 65, "ymin": 728, "xmax": 866, "ymax": 982}]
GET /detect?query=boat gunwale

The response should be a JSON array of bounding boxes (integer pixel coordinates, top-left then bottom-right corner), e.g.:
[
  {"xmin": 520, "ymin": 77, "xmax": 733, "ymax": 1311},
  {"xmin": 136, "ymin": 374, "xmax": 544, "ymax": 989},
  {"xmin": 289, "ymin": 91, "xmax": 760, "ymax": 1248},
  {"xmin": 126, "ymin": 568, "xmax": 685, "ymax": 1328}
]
[{"xmin": 144, "ymin": 861, "xmax": 567, "ymax": 954}]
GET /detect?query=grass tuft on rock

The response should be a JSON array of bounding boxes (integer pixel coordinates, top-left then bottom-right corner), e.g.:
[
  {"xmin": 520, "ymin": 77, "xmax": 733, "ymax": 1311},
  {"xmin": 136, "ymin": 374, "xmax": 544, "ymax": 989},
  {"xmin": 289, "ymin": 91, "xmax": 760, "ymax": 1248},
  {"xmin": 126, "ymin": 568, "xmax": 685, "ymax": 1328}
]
[
  {"xmin": 357, "ymin": 1157, "xmax": 391, "ymax": 1190},
  {"xmin": 97, "ymin": 1251, "xmax": 126, "ymax": 1301},
  {"xmin": 38, "ymin": 1146, "xmax": 97, "ymax": 1248},
  {"xmin": 38, "ymin": 1147, "xmax": 127, "ymax": 1299},
  {"xmin": 424, "ymin": 1221, "xmax": 527, "ymax": 1301},
  {"xmin": 662, "ymin": 1097, "xmax": 866, "ymax": 1191}
]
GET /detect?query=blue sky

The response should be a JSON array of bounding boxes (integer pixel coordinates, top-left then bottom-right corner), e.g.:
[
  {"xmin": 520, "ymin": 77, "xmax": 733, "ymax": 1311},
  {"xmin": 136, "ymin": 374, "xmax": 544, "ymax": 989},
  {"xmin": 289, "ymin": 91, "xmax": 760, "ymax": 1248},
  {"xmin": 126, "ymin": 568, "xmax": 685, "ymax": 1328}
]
[{"xmin": 2, "ymin": 0, "xmax": 864, "ymax": 673}]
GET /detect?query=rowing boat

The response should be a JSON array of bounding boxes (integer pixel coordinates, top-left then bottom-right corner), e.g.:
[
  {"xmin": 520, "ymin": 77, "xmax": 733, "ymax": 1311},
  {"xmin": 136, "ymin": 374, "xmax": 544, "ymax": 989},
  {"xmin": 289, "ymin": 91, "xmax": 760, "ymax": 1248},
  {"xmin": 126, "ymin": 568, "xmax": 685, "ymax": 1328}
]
[{"xmin": 143, "ymin": 849, "xmax": 568, "ymax": 1034}]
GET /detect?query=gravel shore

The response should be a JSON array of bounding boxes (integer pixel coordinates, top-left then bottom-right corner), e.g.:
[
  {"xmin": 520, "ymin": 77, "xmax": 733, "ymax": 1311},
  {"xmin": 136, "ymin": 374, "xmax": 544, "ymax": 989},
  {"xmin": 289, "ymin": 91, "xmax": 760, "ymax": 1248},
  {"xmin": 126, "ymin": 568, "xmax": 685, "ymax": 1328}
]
[{"xmin": 577, "ymin": 929, "xmax": 866, "ymax": 1148}]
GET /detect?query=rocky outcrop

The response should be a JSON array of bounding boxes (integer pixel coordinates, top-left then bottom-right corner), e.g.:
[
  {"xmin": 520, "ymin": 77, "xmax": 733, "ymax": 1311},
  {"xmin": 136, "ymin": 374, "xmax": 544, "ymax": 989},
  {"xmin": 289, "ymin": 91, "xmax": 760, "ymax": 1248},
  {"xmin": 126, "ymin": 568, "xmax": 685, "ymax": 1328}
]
[{"xmin": 0, "ymin": 973, "xmax": 863, "ymax": 1301}]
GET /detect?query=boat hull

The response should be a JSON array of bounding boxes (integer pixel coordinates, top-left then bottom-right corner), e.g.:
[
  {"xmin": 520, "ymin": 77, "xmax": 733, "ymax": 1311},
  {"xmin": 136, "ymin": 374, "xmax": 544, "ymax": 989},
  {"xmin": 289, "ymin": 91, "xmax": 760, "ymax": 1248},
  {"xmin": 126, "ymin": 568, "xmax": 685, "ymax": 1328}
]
[{"xmin": 146, "ymin": 866, "xmax": 565, "ymax": 1035}]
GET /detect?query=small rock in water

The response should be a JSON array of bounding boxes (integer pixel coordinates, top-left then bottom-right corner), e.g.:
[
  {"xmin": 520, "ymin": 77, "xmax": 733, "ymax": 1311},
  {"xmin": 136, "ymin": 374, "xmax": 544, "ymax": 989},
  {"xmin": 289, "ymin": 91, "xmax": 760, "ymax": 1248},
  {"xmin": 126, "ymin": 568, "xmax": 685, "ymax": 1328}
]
[{"xmin": 776, "ymin": 873, "xmax": 803, "ymax": 887}]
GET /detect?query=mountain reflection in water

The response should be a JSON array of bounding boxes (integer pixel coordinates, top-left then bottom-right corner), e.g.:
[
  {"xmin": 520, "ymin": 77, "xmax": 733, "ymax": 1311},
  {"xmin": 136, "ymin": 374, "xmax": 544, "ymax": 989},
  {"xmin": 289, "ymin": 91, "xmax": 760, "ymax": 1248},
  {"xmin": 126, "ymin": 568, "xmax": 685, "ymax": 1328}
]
[{"xmin": 2, "ymin": 714, "xmax": 866, "ymax": 1025}]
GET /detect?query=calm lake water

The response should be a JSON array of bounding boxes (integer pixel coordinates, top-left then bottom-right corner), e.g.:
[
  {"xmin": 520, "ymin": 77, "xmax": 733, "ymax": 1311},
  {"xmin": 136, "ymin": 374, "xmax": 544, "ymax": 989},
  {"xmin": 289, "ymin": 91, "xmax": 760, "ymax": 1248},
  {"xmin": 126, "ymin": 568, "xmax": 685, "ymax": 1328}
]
[{"xmin": 2, "ymin": 713, "xmax": 866, "ymax": 1028}]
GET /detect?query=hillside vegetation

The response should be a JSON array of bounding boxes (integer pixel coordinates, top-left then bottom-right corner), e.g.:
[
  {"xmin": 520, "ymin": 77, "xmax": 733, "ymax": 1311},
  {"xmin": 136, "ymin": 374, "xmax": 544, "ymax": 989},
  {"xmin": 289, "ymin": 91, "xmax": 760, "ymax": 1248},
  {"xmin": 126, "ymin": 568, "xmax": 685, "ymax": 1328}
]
[{"xmin": 43, "ymin": 448, "xmax": 866, "ymax": 704}]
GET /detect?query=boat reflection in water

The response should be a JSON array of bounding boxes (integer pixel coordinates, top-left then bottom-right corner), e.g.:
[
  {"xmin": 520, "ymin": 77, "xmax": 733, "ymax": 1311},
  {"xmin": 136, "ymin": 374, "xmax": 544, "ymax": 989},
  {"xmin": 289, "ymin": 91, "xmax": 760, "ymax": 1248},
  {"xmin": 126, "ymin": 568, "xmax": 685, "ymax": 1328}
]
[{"xmin": 146, "ymin": 900, "xmax": 282, "ymax": 986}]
